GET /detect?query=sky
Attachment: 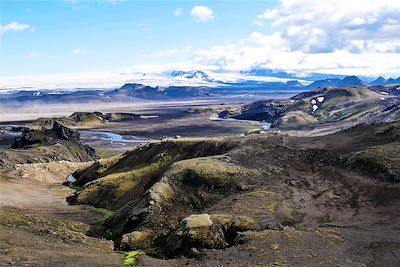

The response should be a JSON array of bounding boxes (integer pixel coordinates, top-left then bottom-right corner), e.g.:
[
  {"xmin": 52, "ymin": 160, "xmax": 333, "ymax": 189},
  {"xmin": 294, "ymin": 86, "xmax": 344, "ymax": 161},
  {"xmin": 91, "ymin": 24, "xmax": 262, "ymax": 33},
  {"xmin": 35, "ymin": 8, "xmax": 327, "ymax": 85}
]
[{"xmin": 1, "ymin": 0, "xmax": 400, "ymax": 87}]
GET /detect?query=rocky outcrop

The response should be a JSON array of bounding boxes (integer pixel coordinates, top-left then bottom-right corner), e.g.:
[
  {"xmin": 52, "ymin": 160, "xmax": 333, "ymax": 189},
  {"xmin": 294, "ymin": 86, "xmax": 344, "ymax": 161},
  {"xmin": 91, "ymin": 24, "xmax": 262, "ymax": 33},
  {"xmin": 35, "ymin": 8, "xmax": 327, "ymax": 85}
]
[{"xmin": 6, "ymin": 122, "xmax": 97, "ymax": 164}]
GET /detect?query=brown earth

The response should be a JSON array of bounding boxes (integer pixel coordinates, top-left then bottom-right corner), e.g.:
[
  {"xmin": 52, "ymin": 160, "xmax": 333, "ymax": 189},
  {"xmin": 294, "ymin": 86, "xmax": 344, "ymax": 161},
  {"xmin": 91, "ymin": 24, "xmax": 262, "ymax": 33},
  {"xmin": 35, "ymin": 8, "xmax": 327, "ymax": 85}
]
[{"xmin": 0, "ymin": 161, "xmax": 123, "ymax": 267}]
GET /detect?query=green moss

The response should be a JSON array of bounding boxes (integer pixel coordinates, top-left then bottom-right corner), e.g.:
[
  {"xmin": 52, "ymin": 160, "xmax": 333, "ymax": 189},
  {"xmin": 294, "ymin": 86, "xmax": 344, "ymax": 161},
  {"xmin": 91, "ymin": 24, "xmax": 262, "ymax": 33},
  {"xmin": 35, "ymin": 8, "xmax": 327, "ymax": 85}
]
[
  {"xmin": 166, "ymin": 155, "xmax": 254, "ymax": 188},
  {"xmin": 277, "ymin": 111, "xmax": 318, "ymax": 127},
  {"xmin": 75, "ymin": 160, "xmax": 166, "ymax": 208},
  {"xmin": 123, "ymin": 250, "xmax": 144, "ymax": 266}
]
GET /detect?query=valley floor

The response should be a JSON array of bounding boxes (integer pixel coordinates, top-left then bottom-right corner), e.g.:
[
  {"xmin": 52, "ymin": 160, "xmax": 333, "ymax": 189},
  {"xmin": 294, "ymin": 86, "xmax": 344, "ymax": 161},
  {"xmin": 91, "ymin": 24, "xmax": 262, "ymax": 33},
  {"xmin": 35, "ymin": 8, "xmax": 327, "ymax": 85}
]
[{"xmin": 0, "ymin": 162, "xmax": 123, "ymax": 267}]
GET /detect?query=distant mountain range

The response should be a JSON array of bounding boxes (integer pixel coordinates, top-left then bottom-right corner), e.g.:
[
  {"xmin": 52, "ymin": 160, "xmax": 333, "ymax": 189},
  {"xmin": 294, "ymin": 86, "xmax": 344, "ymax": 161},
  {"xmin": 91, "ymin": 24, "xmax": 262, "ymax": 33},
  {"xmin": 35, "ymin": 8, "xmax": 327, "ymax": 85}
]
[
  {"xmin": 1, "ymin": 70, "xmax": 399, "ymax": 105},
  {"xmin": 241, "ymin": 68, "xmax": 350, "ymax": 81}
]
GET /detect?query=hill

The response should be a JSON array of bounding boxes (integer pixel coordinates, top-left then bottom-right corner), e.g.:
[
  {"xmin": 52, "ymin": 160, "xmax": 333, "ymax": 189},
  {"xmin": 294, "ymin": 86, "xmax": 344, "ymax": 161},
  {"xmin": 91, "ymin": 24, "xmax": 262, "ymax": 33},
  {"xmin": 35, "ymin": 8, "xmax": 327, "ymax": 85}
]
[
  {"xmin": 66, "ymin": 121, "xmax": 400, "ymax": 266},
  {"xmin": 221, "ymin": 86, "xmax": 400, "ymax": 130}
]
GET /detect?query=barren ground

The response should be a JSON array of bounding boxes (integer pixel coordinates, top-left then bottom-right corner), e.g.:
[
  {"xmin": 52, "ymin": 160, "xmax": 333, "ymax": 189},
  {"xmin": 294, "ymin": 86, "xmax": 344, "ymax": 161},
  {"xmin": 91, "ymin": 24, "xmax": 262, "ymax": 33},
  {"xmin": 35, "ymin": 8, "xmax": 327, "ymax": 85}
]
[{"xmin": 0, "ymin": 161, "xmax": 123, "ymax": 267}]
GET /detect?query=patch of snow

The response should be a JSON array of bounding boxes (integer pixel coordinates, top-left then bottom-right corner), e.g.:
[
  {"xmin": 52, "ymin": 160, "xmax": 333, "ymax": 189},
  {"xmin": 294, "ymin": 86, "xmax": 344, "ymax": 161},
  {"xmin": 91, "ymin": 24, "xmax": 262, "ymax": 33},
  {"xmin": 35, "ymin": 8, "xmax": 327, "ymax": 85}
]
[
  {"xmin": 261, "ymin": 122, "xmax": 272, "ymax": 130},
  {"xmin": 312, "ymin": 105, "xmax": 319, "ymax": 112},
  {"xmin": 209, "ymin": 113, "xmax": 220, "ymax": 121},
  {"xmin": 311, "ymin": 99, "xmax": 317, "ymax": 104},
  {"xmin": 380, "ymin": 97, "xmax": 385, "ymax": 100},
  {"xmin": 317, "ymin": 96, "xmax": 325, "ymax": 103},
  {"xmin": 33, "ymin": 91, "xmax": 41, "ymax": 96},
  {"xmin": 98, "ymin": 116, "xmax": 103, "ymax": 121},
  {"xmin": 99, "ymin": 92, "xmax": 104, "ymax": 96},
  {"xmin": 67, "ymin": 175, "xmax": 77, "ymax": 183},
  {"xmin": 290, "ymin": 100, "xmax": 295, "ymax": 103},
  {"xmin": 380, "ymin": 91, "xmax": 388, "ymax": 95},
  {"xmin": 140, "ymin": 115, "xmax": 159, "ymax": 119}
]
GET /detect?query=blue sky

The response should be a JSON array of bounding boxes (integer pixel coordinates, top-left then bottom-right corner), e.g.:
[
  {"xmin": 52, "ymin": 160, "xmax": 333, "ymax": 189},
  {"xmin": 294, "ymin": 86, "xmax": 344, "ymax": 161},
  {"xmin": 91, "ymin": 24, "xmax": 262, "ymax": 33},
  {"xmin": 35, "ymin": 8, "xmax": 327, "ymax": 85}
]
[
  {"xmin": 1, "ymin": 0, "xmax": 400, "ymax": 87},
  {"xmin": 1, "ymin": 0, "xmax": 278, "ymax": 76}
]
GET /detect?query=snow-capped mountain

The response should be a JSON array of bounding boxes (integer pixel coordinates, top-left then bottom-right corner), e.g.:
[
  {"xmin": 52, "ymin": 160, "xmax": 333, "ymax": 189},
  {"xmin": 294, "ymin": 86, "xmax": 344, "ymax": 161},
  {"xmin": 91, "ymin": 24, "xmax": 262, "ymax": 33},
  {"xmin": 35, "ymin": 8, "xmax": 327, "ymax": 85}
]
[{"xmin": 170, "ymin": 70, "xmax": 212, "ymax": 81}]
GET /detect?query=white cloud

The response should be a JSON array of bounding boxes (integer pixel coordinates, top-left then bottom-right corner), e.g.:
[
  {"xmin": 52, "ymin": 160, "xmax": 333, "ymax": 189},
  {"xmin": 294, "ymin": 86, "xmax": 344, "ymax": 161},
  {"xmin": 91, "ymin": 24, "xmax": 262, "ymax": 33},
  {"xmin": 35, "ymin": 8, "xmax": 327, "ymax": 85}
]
[
  {"xmin": 28, "ymin": 51, "xmax": 43, "ymax": 58},
  {"xmin": 254, "ymin": 9, "xmax": 278, "ymax": 26},
  {"xmin": 0, "ymin": 22, "xmax": 33, "ymax": 37},
  {"xmin": 190, "ymin": 6, "xmax": 214, "ymax": 22},
  {"xmin": 71, "ymin": 48, "xmax": 81, "ymax": 55},
  {"xmin": 188, "ymin": 31, "xmax": 400, "ymax": 76},
  {"xmin": 174, "ymin": 8, "xmax": 183, "ymax": 17},
  {"xmin": 184, "ymin": 0, "xmax": 400, "ymax": 76},
  {"xmin": 254, "ymin": 0, "xmax": 400, "ymax": 53}
]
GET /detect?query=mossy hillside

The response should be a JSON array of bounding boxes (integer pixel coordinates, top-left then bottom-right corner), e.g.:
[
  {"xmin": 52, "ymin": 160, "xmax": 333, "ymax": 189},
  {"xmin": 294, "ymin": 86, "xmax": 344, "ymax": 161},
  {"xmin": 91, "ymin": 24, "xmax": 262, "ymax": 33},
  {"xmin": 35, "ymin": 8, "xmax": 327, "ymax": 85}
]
[
  {"xmin": 345, "ymin": 143, "xmax": 400, "ymax": 182},
  {"xmin": 227, "ymin": 86, "xmax": 396, "ymax": 129},
  {"xmin": 274, "ymin": 111, "xmax": 318, "ymax": 128},
  {"xmin": 70, "ymin": 139, "xmax": 239, "ymax": 203},
  {"xmin": 164, "ymin": 155, "xmax": 253, "ymax": 189},
  {"xmin": 321, "ymin": 101, "xmax": 379, "ymax": 123},
  {"xmin": 73, "ymin": 161, "xmax": 167, "ymax": 209},
  {"xmin": 72, "ymin": 153, "xmax": 125, "ymax": 186},
  {"xmin": 70, "ymin": 139, "xmax": 239, "ymax": 209},
  {"xmin": 284, "ymin": 88, "xmax": 379, "ymax": 124},
  {"xmin": 30, "ymin": 141, "xmax": 96, "ymax": 162},
  {"xmin": 69, "ymin": 112, "xmax": 104, "ymax": 127},
  {"xmin": 102, "ymin": 154, "xmax": 253, "ymax": 238}
]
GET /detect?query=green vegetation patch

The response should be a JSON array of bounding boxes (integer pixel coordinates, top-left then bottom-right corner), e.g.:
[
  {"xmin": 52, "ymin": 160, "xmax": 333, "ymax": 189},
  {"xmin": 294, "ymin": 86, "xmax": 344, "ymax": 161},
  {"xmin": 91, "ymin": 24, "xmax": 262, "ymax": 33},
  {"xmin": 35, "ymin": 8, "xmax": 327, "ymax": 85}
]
[{"xmin": 123, "ymin": 250, "xmax": 144, "ymax": 266}]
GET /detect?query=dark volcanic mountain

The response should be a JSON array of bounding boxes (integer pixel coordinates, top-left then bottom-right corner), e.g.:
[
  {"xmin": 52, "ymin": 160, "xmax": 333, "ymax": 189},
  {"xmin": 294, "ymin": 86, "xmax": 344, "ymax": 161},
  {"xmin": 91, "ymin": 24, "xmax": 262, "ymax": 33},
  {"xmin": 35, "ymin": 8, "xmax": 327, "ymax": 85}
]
[
  {"xmin": 306, "ymin": 75, "xmax": 365, "ymax": 89},
  {"xmin": 370, "ymin": 76, "xmax": 387, "ymax": 86}
]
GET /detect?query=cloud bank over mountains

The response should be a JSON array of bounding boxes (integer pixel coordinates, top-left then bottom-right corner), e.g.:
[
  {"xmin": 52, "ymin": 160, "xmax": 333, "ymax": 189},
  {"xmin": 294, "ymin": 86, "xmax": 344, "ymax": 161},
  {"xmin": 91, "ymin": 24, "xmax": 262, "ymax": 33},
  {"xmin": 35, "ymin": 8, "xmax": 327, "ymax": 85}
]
[{"xmin": 188, "ymin": 0, "xmax": 400, "ymax": 76}]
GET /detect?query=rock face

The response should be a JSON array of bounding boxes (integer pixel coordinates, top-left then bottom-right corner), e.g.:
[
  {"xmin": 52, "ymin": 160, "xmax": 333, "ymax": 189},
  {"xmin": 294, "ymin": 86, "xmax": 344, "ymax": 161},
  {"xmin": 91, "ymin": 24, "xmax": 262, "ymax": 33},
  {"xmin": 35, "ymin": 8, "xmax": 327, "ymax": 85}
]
[
  {"xmin": 6, "ymin": 121, "xmax": 97, "ymax": 164},
  {"xmin": 66, "ymin": 121, "xmax": 400, "ymax": 265},
  {"xmin": 12, "ymin": 121, "xmax": 77, "ymax": 148}
]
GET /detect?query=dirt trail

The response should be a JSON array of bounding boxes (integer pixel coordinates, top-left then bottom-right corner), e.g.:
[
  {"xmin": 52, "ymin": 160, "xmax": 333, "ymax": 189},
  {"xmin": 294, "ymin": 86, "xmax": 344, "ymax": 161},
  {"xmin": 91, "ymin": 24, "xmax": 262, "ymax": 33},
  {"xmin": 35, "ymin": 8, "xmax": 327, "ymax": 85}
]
[{"xmin": 0, "ymin": 161, "xmax": 123, "ymax": 267}]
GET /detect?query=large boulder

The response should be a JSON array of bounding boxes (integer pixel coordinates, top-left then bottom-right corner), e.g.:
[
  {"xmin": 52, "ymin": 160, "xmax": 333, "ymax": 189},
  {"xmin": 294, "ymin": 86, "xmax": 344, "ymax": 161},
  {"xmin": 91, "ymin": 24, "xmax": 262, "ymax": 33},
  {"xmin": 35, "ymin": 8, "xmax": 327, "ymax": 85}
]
[
  {"xmin": 164, "ymin": 213, "xmax": 259, "ymax": 257},
  {"xmin": 119, "ymin": 230, "xmax": 155, "ymax": 250}
]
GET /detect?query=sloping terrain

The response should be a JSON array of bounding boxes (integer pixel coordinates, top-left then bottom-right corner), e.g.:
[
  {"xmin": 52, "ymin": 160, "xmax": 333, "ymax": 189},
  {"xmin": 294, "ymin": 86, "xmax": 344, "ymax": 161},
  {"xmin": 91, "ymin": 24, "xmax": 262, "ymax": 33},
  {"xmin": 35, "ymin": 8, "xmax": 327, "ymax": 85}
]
[
  {"xmin": 0, "ymin": 161, "xmax": 123, "ymax": 266},
  {"xmin": 0, "ymin": 121, "xmax": 98, "ymax": 168},
  {"xmin": 67, "ymin": 121, "xmax": 400, "ymax": 266},
  {"xmin": 223, "ymin": 86, "xmax": 400, "ymax": 130}
]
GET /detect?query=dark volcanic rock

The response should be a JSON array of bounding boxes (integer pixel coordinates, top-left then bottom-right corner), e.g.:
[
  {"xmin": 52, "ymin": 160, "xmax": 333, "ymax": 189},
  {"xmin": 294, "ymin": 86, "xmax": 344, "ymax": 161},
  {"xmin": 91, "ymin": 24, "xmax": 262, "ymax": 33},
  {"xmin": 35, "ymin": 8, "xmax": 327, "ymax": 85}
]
[
  {"xmin": 12, "ymin": 121, "xmax": 80, "ymax": 148},
  {"xmin": 7, "ymin": 122, "xmax": 97, "ymax": 164}
]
